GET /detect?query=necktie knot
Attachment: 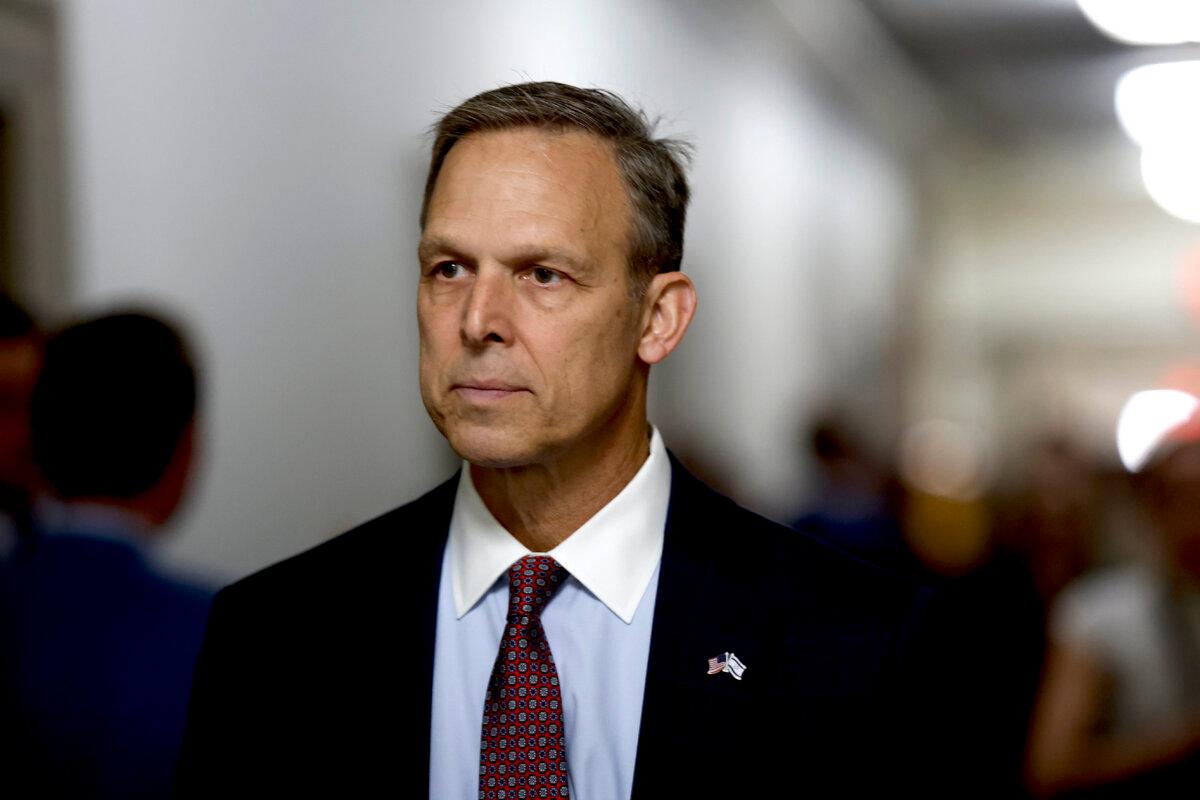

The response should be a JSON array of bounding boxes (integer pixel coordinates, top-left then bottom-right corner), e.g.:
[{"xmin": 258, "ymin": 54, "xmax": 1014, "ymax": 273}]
[{"xmin": 507, "ymin": 555, "xmax": 567, "ymax": 621}]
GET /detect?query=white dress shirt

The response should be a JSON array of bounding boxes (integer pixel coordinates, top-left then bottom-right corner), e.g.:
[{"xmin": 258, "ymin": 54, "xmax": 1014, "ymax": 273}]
[{"xmin": 429, "ymin": 427, "xmax": 671, "ymax": 800}]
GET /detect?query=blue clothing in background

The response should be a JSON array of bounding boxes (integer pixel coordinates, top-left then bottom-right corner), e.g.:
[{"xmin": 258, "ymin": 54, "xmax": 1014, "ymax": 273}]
[{"xmin": 0, "ymin": 511, "xmax": 214, "ymax": 799}]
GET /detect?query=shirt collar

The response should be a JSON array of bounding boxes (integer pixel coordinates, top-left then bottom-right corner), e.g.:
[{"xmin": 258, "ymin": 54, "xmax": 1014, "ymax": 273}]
[{"xmin": 448, "ymin": 426, "xmax": 670, "ymax": 625}]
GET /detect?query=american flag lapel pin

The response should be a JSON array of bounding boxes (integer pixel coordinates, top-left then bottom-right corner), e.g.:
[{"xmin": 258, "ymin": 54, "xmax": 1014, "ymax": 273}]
[{"xmin": 706, "ymin": 651, "xmax": 747, "ymax": 680}]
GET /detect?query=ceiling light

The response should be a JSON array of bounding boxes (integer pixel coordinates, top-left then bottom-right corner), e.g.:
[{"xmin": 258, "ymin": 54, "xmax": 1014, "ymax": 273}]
[
  {"xmin": 1141, "ymin": 143, "xmax": 1200, "ymax": 224},
  {"xmin": 1115, "ymin": 61, "xmax": 1200, "ymax": 147},
  {"xmin": 1116, "ymin": 389, "xmax": 1198, "ymax": 472},
  {"xmin": 1077, "ymin": 0, "xmax": 1200, "ymax": 45},
  {"xmin": 1113, "ymin": 62, "xmax": 1200, "ymax": 224}
]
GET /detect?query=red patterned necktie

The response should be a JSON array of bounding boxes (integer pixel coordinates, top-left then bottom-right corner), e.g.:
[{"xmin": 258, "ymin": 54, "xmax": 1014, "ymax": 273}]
[{"xmin": 479, "ymin": 555, "xmax": 570, "ymax": 799}]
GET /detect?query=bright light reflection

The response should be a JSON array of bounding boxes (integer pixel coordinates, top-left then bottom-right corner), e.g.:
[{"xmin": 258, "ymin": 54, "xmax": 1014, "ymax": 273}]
[
  {"xmin": 1116, "ymin": 389, "xmax": 1199, "ymax": 472},
  {"xmin": 1141, "ymin": 144, "xmax": 1200, "ymax": 224},
  {"xmin": 1115, "ymin": 62, "xmax": 1200, "ymax": 147},
  {"xmin": 1114, "ymin": 63, "xmax": 1200, "ymax": 224},
  {"xmin": 1077, "ymin": 0, "xmax": 1200, "ymax": 45}
]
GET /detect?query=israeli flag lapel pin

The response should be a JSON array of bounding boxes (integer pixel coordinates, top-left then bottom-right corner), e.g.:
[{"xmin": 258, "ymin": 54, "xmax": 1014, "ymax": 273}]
[{"xmin": 705, "ymin": 651, "xmax": 747, "ymax": 680}]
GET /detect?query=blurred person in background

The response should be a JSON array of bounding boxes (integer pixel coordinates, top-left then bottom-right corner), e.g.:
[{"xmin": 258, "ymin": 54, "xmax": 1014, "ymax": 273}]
[
  {"xmin": 878, "ymin": 431, "xmax": 1050, "ymax": 796},
  {"xmin": 790, "ymin": 415, "xmax": 909, "ymax": 569},
  {"xmin": 1001, "ymin": 438, "xmax": 1097, "ymax": 607},
  {"xmin": 0, "ymin": 294, "xmax": 42, "ymax": 552},
  {"xmin": 0, "ymin": 311, "xmax": 214, "ymax": 799},
  {"xmin": 1026, "ymin": 430, "xmax": 1200, "ymax": 797},
  {"xmin": 911, "ymin": 437, "xmax": 1091, "ymax": 798}
]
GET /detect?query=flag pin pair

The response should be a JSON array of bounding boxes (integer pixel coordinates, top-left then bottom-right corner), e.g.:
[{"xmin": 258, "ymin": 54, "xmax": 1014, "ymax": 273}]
[{"xmin": 706, "ymin": 651, "xmax": 747, "ymax": 680}]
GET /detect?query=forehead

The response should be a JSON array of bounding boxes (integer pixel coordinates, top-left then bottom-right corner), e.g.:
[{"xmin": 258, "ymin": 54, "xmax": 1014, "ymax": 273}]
[{"xmin": 423, "ymin": 127, "xmax": 630, "ymax": 260}]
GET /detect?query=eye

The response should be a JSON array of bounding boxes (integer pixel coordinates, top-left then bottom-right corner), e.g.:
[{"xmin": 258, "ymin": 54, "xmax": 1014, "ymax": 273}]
[
  {"xmin": 433, "ymin": 261, "xmax": 467, "ymax": 280},
  {"xmin": 528, "ymin": 267, "xmax": 562, "ymax": 286}
]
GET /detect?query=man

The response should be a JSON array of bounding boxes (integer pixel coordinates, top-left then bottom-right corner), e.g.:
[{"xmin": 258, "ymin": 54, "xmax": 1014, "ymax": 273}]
[
  {"xmin": 175, "ymin": 82, "xmax": 938, "ymax": 797},
  {"xmin": 0, "ymin": 311, "xmax": 213, "ymax": 799}
]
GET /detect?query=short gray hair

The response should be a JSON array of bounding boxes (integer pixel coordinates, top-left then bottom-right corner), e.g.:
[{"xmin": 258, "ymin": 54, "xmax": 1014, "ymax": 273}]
[{"xmin": 421, "ymin": 81, "xmax": 691, "ymax": 295}]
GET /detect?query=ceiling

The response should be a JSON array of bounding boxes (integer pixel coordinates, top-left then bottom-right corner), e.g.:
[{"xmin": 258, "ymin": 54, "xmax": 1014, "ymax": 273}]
[{"xmin": 861, "ymin": 0, "xmax": 1200, "ymax": 147}]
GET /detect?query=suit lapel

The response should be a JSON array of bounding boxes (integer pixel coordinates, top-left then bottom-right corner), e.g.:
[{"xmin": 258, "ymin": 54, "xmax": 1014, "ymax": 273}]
[
  {"xmin": 333, "ymin": 473, "xmax": 456, "ymax": 791},
  {"xmin": 630, "ymin": 457, "xmax": 765, "ymax": 797},
  {"xmin": 408, "ymin": 479, "xmax": 453, "ymax": 791},
  {"xmin": 406, "ymin": 473, "xmax": 457, "ymax": 794}
]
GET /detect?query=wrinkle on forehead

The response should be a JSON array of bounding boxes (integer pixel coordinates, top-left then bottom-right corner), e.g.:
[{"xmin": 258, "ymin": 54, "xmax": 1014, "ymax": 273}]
[
  {"xmin": 423, "ymin": 128, "xmax": 631, "ymax": 275},
  {"xmin": 431, "ymin": 129, "xmax": 626, "ymax": 222}
]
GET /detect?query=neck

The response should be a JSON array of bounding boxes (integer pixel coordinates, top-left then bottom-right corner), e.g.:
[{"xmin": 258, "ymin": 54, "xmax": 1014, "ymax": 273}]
[{"xmin": 471, "ymin": 413, "xmax": 652, "ymax": 553}]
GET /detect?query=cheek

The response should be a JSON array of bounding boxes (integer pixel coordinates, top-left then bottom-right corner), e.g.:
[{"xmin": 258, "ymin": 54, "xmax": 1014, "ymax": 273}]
[
  {"xmin": 513, "ymin": 296, "xmax": 640, "ymax": 400},
  {"xmin": 556, "ymin": 314, "xmax": 638, "ymax": 392},
  {"xmin": 417, "ymin": 302, "xmax": 456, "ymax": 360},
  {"xmin": 417, "ymin": 323, "xmax": 455, "ymax": 407},
  {"xmin": 591, "ymin": 305, "xmax": 638, "ymax": 363}
]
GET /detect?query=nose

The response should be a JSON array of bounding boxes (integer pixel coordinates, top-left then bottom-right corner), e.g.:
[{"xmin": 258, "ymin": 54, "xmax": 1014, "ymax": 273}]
[{"xmin": 461, "ymin": 267, "xmax": 513, "ymax": 346}]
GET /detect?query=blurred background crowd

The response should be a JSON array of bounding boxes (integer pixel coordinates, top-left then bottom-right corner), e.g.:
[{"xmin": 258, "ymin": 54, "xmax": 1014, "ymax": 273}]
[{"xmin": 2, "ymin": 0, "xmax": 1200, "ymax": 796}]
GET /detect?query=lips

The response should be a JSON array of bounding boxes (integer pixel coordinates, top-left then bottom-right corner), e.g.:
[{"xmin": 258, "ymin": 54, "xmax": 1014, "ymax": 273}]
[
  {"xmin": 450, "ymin": 380, "xmax": 530, "ymax": 402},
  {"xmin": 452, "ymin": 380, "xmax": 525, "ymax": 392}
]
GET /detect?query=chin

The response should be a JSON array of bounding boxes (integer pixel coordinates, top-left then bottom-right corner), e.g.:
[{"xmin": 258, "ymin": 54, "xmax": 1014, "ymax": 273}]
[{"xmin": 443, "ymin": 424, "xmax": 544, "ymax": 469}]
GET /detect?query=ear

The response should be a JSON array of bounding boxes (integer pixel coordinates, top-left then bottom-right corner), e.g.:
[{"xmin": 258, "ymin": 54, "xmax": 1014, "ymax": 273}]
[{"xmin": 637, "ymin": 271, "xmax": 697, "ymax": 365}]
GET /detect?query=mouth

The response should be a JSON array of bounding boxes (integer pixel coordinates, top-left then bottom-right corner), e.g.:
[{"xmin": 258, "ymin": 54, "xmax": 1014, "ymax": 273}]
[{"xmin": 450, "ymin": 381, "xmax": 530, "ymax": 402}]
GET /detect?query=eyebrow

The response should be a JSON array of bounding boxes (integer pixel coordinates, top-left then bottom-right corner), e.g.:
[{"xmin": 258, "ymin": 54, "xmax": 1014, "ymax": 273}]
[
  {"xmin": 417, "ymin": 236, "xmax": 466, "ymax": 265},
  {"xmin": 417, "ymin": 236, "xmax": 593, "ymax": 275},
  {"xmin": 508, "ymin": 247, "xmax": 590, "ymax": 273}
]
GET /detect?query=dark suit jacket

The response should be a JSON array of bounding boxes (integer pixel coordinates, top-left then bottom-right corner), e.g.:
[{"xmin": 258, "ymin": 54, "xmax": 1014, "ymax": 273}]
[{"xmin": 174, "ymin": 456, "xmax": 944, "ymax": 797}]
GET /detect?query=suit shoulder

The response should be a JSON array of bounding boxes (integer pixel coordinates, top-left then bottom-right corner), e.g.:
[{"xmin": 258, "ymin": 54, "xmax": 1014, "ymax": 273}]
[{"xmin": 216, "ymin": 472, "xmax": 457, "ymax": 606}]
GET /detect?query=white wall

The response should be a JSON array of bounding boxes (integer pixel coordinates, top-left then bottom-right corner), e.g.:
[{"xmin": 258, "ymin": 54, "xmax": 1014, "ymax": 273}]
[{"xmin": 60, "ymin": 0, "xmax": 922, "ymax": 580}]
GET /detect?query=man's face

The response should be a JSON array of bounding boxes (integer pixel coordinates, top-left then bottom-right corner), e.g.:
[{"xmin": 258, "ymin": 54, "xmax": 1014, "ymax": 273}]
[{"xmin": 417, "ymin": 127, "xmax": 645, "ymax": 468}]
